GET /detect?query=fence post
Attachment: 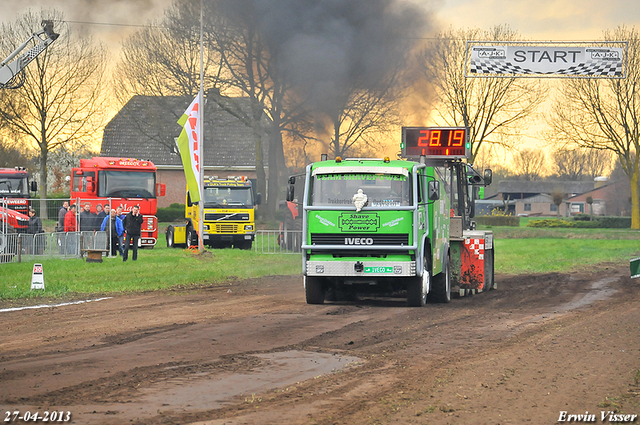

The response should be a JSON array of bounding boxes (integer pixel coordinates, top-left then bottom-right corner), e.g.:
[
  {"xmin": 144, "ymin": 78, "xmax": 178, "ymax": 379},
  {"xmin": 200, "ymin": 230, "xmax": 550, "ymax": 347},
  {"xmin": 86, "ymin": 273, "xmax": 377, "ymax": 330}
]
[{"xmin": 17, "ymin": 234, "xmax": 22, "ymax": 263}]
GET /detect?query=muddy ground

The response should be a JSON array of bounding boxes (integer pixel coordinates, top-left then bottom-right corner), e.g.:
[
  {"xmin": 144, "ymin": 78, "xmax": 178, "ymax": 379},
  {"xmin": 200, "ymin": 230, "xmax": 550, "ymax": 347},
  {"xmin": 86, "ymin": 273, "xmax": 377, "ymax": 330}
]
[{"xmin": 1, "ymin": 264, "xmax": 639, "ymax": 424}]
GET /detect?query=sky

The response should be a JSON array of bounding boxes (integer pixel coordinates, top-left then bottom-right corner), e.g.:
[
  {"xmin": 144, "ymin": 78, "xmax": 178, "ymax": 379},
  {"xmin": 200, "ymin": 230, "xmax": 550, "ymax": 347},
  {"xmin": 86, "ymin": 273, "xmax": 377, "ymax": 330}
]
[
  {"xmin": 2, "ymin": 0, "xmax": 640, "ymax": 162},
  {"xmin": 3, "ymin": 0, "xmax": 639, "ymax": 55}
]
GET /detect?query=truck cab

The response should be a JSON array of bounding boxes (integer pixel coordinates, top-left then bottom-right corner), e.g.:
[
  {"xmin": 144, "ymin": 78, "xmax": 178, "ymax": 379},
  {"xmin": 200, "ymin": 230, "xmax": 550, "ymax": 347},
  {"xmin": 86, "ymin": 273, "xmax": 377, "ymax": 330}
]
[{"xmin": 0, "ymin": 167, "xmax": 37, "ymax": 233}]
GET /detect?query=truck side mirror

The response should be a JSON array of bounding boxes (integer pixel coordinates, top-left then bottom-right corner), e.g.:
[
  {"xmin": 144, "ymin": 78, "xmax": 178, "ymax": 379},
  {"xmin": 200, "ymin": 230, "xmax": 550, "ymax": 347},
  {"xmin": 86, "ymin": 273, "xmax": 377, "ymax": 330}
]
[
  {"xmin": 428, "ymin": 181, "xmax": 440, "ymax": 201},
  {"xmin": 255, "ymin": 192, "xmax": 262, "ymax": 205},
  {"xmin": 288, "ymin": 176, "xmax": 296, "ymax": 185},
  {"xmin": 30, "ymin": 181, "xmax": 37, "ymax": 192},
  {"xmin": 286, "ymin": 185, "xmax": 295, "ymax": 202},
  {"xmin": 157, "ymin": 183, "xmax": 166, "ymax": 197},
  {"xmin": 484, "ymin": 169, "xmax": 492, "ymax": 185},
  {"xmin": 186, "ymin": 191, "xmax": 192, "ymax": 207},
  {"xmin": 86, "ymin": 177, "xmax": 95, "ymax": 193}
]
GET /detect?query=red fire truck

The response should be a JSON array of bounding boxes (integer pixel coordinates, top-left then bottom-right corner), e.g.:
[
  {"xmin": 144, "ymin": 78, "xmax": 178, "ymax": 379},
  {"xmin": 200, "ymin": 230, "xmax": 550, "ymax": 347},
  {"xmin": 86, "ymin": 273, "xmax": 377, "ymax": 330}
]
[
  {"xmin": 0, "ymin": 167, "xmax": 37, "ymax": 215},
  {"xmin": 70, "ymin": 157, "xmax": 165, "ymax": 247},
  {"xmin": 0, "ymin": 167, "xmax": 37, "ymax": 233}
]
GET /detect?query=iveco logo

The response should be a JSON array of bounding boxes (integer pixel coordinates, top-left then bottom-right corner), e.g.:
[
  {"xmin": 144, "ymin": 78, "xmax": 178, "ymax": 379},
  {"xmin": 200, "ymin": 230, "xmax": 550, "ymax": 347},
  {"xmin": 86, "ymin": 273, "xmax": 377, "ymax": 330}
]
[{"xmin": 345, "ymin": 237, "xmax": 374, "ymax": 245}]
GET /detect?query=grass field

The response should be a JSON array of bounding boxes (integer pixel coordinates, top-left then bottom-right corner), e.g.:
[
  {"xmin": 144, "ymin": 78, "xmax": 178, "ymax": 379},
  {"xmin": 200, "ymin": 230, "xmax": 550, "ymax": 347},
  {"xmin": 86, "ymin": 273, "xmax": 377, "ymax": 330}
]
[
  {"xmin": 0, "ymin": 231, "xmax": 301, "ymax": 301},
  {"xmin": 1, "ymin": 226, "xmax": 639, "ymax": 301}
]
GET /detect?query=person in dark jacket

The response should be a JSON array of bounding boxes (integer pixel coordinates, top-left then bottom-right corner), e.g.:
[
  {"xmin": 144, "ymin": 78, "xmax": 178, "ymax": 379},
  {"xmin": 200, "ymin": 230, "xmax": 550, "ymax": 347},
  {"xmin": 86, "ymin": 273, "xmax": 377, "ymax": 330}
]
[
  {"xmin": 94, "ymin": 204, "xmax": 106, "ymax": 230},
  {"xmin": 79, "ymin": 203, "xmax": 96, "ymax": 232},
  {"xmin": 57, "ymin": 201, "xmax": 69, "ymax": 232},
  {"xmin": 27, "ymin": 209, "xmax": 43, "ymax": 254},
  {"xmin": 101, "ymin": 209, "xmax": 124, "ymax": 256},
  {"xmin": 122, "ymin": 205, "xmax": 143, "ymax": 262}
]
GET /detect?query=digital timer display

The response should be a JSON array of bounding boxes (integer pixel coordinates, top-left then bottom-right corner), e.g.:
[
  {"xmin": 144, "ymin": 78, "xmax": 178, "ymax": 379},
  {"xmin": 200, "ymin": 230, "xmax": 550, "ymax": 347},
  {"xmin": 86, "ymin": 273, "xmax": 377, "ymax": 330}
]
[{"xmin": 401, "ymin": 127, "xmax": 470, "ymax": 159}]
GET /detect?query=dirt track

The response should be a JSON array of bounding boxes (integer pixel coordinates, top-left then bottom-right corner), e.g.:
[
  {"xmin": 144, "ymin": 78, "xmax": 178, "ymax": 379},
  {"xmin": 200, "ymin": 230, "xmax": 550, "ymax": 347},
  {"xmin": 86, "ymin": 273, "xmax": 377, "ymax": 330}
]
[{"xmin": 1, "ymin": 265, "xmax": 639, "ymax": 424}]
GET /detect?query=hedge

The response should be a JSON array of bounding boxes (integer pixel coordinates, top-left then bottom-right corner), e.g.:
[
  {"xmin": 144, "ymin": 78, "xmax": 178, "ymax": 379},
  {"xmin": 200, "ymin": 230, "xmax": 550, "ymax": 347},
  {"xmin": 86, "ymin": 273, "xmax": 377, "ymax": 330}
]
[
  {"xmin": 157, "ymin": 203, "xmax": 185, "ymax": 222},
  {"xmin": 526, "ymin": 216, "xmax": 631, "ymax": 229}
]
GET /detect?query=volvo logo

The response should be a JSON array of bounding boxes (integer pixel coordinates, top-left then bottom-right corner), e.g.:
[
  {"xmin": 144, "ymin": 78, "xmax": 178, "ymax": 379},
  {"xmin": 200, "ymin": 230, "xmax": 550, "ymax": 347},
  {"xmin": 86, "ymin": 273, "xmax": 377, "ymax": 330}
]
[{"xmin": 345, "ymin": 237, "xmax": 374, "ymax": 245}]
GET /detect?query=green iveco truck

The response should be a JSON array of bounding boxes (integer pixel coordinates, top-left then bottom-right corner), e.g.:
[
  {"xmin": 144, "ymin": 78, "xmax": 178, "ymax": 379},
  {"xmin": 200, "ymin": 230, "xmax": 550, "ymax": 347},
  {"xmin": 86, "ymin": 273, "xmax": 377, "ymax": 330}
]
[{"xmin": 286, "ymin": 127, "xmax": 495, "ymax": 306}]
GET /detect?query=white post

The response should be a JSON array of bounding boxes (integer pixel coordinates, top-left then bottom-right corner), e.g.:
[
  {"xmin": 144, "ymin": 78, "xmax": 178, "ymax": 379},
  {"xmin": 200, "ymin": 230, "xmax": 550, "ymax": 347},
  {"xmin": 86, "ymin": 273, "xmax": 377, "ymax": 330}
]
[{"xmin": 198, "ymin": 0, "xmax": 205, "ymax": 253}]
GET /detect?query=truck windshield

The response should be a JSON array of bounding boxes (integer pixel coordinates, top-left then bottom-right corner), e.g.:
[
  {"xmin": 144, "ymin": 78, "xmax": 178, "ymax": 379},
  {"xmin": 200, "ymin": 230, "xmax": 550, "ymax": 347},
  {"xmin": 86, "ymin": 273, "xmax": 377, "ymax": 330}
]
[
  {"xmin": 98, "ymin": 170, "xmax": 156, "ymax": 198},
  {"xmin": 203, "ymin": 187, "xmax": 253, "ymax": 208},
  {"xmin": 0, "ymin": 177, "xmax": 28, "ymax": 197},
  {"xmin": 311, "ymin": 173, "xmax": 412, "ymax": 207}
]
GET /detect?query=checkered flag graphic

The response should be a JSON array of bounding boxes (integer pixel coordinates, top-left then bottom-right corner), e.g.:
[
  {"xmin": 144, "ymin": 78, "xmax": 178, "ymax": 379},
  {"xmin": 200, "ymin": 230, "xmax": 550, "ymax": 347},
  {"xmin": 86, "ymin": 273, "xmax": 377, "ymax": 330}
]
[
  {"xmin": 470, "ymin": 58, "xmax": 623, "ymax": 77},
  {"xmin": 465, "ymin": 238, "xmax": 485, "ymax": 260}
]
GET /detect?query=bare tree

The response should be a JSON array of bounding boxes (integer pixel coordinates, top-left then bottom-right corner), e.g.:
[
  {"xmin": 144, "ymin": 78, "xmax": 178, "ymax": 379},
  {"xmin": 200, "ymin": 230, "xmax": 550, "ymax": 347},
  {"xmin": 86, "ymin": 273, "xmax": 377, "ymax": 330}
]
[
  {"xmin": 0, "ymin": 10, "xmax": 107, "ymax": 218},
  {"xmin": 551, "ymin": 189, "xmax": 564, "ymax": 218},
  {"xmin": 583, "ymin": 148, "xmax": 612, "ymax": 180},
  {"xmin": 551, "ymin": 147, "xmax": 613, "ymax": 180},
  {"xmin": 548, "ymin": 26, "xmax": 640, "ymax": 228},
  {"xmin": 513, "ymin": 148, "xmax": 546, "ymax": 181},
  {"xmin": 112, "ymin": 0, "xmax": 223, "ymax": 154},
  {"xmin": 0, "ymin": 138, "xmax": 34, "ymax": 169},
  {"xmin": 421, "ymin": 25, "xmax": 546, "ymax": 162},
  {"xmin": 551, "ymin": 148, "xmax": 586, "ymax": 180}
]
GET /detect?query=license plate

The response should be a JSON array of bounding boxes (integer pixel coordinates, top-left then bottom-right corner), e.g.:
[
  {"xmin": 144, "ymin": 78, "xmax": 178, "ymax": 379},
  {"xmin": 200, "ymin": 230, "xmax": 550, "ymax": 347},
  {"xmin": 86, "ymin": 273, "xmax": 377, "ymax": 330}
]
[{"xmin": 364, "ymin": 266, "xmax": 393, "ymax": 274}]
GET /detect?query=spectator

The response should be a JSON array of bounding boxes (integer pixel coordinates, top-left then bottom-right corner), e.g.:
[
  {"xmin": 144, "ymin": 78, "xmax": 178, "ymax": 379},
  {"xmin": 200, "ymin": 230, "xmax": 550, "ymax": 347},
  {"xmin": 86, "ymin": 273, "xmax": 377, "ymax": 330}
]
[
  {"xmin": 122, "ymin": 205, "xmax": 143, "ymax": 262},
  {"xmin": 64, "ymin": 204, "xmax": 77, "ymax": 232},
  {"xmin": 79, "ymin": 203, "xmax": 96, "ymax": 232},
  {"xmin": 57, "ymin": 201, "xmax": 69, "ymax": 232},
  {"xmin": 28, "ymin": 208, "xmax": 43, "ymax": 234},
  {"xmin": 57, "ymin": 201, "xmax": 69, "ymax": 254},
  {"xmin": 64, "ymin": 204, "xmax": 78, "ymax": 256},
  {"xmin": 27, "ymin": 209, "xmax": 43, "ymax": 254},
  {"xmin": 101, "ymin": 208, "xmax": 124, "ymax": 257},
  {"xmin": 116, "ymin": 206, "xmax": 125, "ymax": 255},
  {"xmin": 95, "ymin": 204, "xmax": 106, "ymax": 230}
]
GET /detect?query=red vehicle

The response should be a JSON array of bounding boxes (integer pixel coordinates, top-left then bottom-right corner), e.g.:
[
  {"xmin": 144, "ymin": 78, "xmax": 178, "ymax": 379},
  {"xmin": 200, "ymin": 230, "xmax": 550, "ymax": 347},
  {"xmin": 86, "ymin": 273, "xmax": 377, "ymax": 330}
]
[
  {"xmin": 70, "ymin": 157, "xmax": 165, "ymax": 247},
  {"xmin": 0, "ymin": 167, "xmax": 37, "ymax": 215},
  {"xmin": 0, "ymin": 167, "xmax": 37, "ymax": 233}
]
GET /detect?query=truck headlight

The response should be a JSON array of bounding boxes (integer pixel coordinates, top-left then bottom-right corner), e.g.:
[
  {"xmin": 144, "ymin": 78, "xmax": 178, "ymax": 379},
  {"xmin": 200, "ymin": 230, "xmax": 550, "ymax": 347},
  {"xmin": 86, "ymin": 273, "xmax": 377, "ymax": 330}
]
[{"xmin": 244, "ymin": 225, "xmax": 254, "ymax": 231}]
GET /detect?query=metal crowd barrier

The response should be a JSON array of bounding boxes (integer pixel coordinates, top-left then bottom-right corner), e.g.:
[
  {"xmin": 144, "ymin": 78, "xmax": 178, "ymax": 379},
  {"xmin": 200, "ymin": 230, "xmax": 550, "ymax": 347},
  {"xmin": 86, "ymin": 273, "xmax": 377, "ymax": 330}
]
[
  {"xmin": 0, "ymin": 231, "xmax": 108, "ymax": 264},
  {"xmin": 254, "ymin": 230, "xmax": 302, "ymax": 254}
]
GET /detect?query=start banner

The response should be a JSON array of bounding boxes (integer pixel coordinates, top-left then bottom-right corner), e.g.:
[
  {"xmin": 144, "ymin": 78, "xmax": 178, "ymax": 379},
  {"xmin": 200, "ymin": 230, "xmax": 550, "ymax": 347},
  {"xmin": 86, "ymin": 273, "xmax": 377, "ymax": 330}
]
[{"xmin": 467, "ymin": 42, "xmax": 625, "ymax": 78}]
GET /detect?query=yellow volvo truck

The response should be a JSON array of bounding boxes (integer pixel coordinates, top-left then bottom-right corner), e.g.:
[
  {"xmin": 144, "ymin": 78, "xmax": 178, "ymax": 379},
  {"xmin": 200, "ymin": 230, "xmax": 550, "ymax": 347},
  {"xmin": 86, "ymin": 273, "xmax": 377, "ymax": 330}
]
[{"xmin": 166, "ymin": 176, "xmax": 261, "ymax": 250}]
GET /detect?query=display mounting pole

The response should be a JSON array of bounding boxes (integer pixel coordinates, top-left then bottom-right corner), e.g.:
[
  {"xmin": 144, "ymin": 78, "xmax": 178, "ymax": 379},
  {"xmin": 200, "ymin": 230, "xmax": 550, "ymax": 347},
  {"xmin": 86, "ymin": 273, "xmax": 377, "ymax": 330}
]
[{"xmin": 198, "ymin": 0, "xmax": 205, "ymax": 253}]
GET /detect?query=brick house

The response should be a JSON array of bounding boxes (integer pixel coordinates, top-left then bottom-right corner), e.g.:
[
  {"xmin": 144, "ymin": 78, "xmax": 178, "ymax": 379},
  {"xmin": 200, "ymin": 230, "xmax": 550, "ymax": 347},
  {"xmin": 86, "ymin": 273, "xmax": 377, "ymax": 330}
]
[
  {"xmin": 494, "ymin": 180, "xmax": 595, "ymax": 217},
  {"xmin": 491, "ymin": 179, "xmax": 630, "ymax": 217},
  {"xmin": 566, "ymin": 179, "xmax": 631, "ymax": 217},
  {"xmin": 100, "ymin": 95, "xmax": 268, "ymax": 208}
]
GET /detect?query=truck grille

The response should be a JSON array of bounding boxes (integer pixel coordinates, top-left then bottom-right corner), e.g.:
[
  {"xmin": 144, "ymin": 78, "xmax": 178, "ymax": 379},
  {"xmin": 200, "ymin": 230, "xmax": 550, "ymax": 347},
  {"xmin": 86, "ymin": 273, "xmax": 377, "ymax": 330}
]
[
  {"xmin": 215, "ymin": 224, "xmax": 238, "ymax": 233},
  {"xmin": 205, "ymin": 213, "xmax": 250, "ymax": 221},
  {"xmin": 310, "ymin": 233, "xmax": 410, "ymax": 246}
]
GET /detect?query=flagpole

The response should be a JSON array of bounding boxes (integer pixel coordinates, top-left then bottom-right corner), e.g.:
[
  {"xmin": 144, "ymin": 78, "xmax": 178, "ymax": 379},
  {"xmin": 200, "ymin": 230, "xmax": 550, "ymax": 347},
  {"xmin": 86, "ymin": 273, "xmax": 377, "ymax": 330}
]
[{"xmin": 198, "ymin": 0, "xmax": 205, "ymax": 253}]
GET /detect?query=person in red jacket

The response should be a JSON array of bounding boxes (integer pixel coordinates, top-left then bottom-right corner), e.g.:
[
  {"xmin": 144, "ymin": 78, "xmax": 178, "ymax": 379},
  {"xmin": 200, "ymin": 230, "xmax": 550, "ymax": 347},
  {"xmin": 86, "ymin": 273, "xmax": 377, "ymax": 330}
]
[
  {"xmin": 64, "ymin": 204, "xmax": 77, "ymax": 232},
  {"xmin": 63, "ymin": 204, "xmax": 78, "ymax": 256}
]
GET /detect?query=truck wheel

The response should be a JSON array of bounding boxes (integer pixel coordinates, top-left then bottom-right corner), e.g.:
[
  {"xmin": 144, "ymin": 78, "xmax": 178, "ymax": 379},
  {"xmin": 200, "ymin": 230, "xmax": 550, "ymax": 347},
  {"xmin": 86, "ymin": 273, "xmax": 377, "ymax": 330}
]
[
  {"xmin": 484, "ymin": 248, "xmax": 496, "ymax": 290},
  {"xmin": 166, "ymin": 226, "xmax": 175, "ymax": 248},
  {"xmin": 429, "ymin": 253, "xmax": 451, "ymax": 303},
  {"xmin": 305, "ymin": 276, "xmax": 326, "ymax": 304},
  {"xmin": 407, "ymin": 255, "xmax": 430, "ymax": 307},
  {"xmin": 186, "ymin": 226, "xmax": 197, "ymax": 248}
]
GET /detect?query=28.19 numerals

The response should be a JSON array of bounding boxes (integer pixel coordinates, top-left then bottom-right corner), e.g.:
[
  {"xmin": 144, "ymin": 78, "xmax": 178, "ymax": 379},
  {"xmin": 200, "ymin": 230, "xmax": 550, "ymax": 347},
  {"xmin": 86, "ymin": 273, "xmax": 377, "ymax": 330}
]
[{"xmin": 4, "ymin": 411, "xmax": 71, "ymax": 422}]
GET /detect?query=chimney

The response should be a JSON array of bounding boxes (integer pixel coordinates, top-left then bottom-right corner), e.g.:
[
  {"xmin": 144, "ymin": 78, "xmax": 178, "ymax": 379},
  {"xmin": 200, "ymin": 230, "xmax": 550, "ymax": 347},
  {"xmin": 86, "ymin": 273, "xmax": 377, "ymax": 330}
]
[{"xmin": 594, "ymin": 176, "xmax": 608, "ymax": 189}]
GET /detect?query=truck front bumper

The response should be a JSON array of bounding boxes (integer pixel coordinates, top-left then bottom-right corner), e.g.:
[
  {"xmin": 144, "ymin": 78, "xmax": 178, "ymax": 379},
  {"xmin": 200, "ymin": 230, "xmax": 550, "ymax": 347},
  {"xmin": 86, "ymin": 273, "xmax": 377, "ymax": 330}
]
[
  {"xmin": 203, "ymin": 233, "xmax": 254, "ymax": 243},
  {"xmin": 306, "ymin": 260, "xmax": 416, "ymax": 277}
]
